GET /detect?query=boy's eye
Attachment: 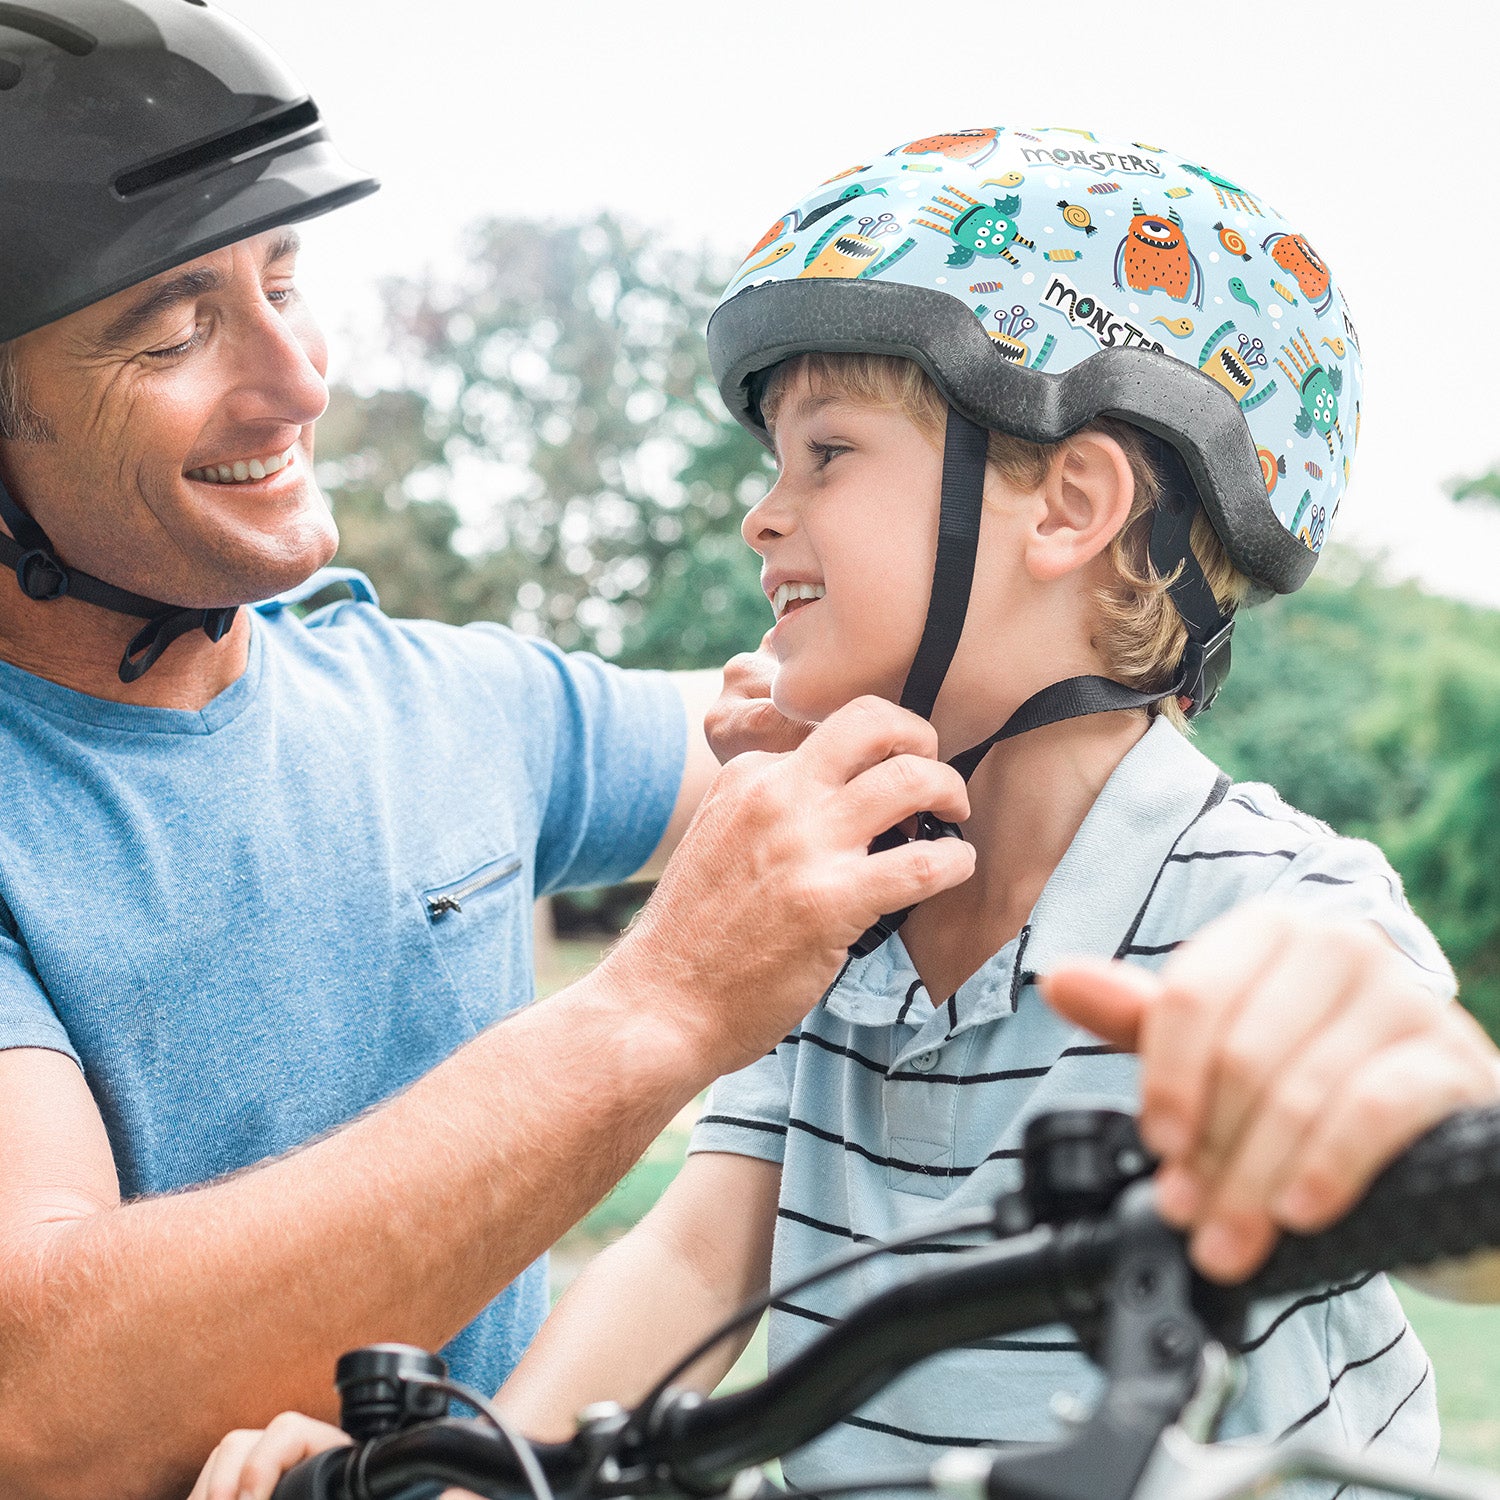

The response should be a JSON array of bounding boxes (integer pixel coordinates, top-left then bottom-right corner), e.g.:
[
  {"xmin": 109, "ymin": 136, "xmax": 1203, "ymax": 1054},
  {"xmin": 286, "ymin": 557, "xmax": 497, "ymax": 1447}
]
[{"xmin": 807, "ymin": 440, "xmax": 849, "ymax": 467}]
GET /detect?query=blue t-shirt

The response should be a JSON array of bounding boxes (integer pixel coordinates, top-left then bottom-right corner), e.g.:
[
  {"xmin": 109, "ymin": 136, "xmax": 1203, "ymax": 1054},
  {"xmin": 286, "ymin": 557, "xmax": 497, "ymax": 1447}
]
[{"xmin": 0, "ymin": 573, "xmax": 686, "ymax": 1391}]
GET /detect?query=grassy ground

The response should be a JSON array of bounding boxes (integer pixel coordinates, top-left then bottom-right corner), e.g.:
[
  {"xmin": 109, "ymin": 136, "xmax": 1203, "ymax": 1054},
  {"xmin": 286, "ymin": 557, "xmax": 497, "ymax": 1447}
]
[{"xmin": 541, "ymin": 935, "xmax": 1500, "ymax": 1463}]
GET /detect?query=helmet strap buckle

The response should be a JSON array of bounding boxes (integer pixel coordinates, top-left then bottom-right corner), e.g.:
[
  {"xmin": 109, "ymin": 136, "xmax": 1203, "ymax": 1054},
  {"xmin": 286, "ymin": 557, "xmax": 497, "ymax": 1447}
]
[{"xmin": 15, "ymin": 547, "xmax": 69, "ymax": 602}]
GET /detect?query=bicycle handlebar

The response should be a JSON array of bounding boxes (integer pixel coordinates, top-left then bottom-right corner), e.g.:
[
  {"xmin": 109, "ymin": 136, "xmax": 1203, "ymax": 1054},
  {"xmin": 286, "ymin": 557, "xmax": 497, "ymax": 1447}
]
[{"xmin": 273, "ymin": 1101, "xmax": 1500, "ymax": 1500}]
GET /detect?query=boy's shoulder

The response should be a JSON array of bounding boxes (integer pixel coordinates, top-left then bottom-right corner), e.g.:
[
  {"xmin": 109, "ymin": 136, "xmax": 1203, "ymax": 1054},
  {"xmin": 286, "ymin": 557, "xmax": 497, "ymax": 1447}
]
[{"xmin": 1144, "ymin": 767, "xmax": 1453, "ymax": 995}]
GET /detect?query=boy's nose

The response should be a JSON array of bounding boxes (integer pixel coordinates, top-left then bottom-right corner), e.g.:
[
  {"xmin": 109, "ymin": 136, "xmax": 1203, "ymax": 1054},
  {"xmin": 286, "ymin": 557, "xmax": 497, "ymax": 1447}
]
[{"xmin": 742, "ymin": 481, "xmax": 794, "ymax": 549}]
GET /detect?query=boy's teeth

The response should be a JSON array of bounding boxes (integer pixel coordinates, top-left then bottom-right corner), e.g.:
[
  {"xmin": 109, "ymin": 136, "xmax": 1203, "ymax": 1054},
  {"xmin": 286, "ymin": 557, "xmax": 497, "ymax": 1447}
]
[
  {"xmin": 188, "ymin": 448, "xmax": 296, "ymax": 484},
  {"xmin": 772, "ymin": 581, "xmax": 826, "ymax": 618}
]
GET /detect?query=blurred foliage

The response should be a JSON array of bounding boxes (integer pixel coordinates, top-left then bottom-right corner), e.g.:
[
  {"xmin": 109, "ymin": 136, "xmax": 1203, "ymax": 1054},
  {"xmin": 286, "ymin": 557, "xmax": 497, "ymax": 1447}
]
[
  {"xmin": 317, "ymin": 214, "xmax": 770, "ymax": 667},
  {"xmin": 317, "ymin": 214, "xmax": 1500, "ymax": 1036}
]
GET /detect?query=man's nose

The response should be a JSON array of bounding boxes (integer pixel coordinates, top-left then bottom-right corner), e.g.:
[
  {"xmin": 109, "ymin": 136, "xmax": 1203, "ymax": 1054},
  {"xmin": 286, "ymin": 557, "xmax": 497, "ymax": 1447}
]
[{"xmin": 231, "ymin": 301, "xmax": 329, "ymax": 428}]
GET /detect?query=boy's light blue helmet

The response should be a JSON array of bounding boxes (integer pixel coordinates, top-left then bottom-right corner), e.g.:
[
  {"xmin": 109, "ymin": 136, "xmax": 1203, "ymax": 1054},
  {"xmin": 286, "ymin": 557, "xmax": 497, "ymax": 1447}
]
[{"xmin": 708, "ymin": 126, "xmax": 1362, "ymax": 598}]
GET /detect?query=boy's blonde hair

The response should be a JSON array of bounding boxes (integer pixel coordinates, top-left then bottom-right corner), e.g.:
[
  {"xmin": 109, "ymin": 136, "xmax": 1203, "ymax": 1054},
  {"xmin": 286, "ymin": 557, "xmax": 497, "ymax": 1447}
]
[{"xmin": 760, "ymin": 353, "xmax": 1249, "ymax": 731}]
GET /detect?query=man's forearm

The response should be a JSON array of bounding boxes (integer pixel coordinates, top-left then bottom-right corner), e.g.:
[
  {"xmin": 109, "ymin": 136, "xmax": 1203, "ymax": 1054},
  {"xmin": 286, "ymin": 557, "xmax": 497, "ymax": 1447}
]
[{"xmin": 0, "ymin": 971, "xmax": 709, "ymax": 1500}]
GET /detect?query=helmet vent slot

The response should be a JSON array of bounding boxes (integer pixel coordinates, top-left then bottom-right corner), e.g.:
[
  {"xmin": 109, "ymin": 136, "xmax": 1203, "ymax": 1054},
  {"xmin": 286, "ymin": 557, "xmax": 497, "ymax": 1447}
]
[
  {"xmin": 114, "ymin": 98, "xmax": 321, "ymax": 199},
  {"xmin": 0, "ymin": 5, "xmax": 96, "ymax": 56}
]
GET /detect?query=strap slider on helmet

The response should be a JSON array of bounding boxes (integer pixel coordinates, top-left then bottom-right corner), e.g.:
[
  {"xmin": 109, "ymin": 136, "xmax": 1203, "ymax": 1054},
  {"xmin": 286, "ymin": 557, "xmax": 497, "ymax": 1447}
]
[
  {"xmin": 15, "ymin": 548, "xmax": 69, "ymax": 602},
  {"xmin": 1178, "ymin": 616, "xmax": 1235, "ymax": 719}
]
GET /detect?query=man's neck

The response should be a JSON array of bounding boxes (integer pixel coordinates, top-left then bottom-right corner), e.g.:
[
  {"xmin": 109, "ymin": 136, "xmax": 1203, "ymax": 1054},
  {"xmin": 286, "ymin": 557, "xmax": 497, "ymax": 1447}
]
[
  {"xmin": 0, "ymin": 586, "xmax": 252, "ymax": 709},
  {"xmin": 899, "ymin": 709, "xmax": 1152, "ymax": 1005}
]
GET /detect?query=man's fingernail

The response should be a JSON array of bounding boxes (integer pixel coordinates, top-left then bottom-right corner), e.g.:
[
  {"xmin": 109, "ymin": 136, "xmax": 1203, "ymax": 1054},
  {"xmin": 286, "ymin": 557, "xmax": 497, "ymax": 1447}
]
[
  {"xmin": 1143, "ymin": 1114, "xmax": 1188, "ymax": 1159},
  {"xmin": 1192, "ymin": 1220, "xmax": 1241, "ymax": 1279},
  {"xmin": 1273, "ymin": 1183, "xmax": 1318, "ymax": 1227},
  {"xmin": 1155, "ymin": 1164, "xmax": 1202, "ymax": 1225}
]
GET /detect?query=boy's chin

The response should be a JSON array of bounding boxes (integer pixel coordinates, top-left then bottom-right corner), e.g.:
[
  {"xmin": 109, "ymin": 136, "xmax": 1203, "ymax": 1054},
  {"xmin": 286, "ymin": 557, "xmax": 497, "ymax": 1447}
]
[{"xmin": 772, "ymin": 670, "xmax": 894, "ymax": 726}]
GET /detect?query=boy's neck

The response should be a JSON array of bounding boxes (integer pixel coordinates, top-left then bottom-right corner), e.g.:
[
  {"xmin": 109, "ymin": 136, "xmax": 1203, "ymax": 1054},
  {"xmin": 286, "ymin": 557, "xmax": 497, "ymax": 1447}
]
[{"xmin": 899, "ymin": 708, "xmax": 1153, "ymax": 1006}]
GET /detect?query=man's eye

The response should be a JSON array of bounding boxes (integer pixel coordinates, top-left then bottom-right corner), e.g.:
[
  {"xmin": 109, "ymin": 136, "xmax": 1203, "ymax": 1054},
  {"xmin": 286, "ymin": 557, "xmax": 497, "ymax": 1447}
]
[{"xmin": 143, "ymin": 327, "xmax": 204, "ymax": 360}]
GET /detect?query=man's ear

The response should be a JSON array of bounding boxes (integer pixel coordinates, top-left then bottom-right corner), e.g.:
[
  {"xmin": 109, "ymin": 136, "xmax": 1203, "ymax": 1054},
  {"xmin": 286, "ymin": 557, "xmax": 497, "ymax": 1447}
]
[{"xmin": 1024, "ymin": 431, "xmax": 1136, "ymax": 583}]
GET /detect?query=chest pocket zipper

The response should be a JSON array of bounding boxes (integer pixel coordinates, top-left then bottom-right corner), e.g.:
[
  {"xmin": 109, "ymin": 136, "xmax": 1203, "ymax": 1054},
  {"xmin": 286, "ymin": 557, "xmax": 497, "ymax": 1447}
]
[{"xmin": 424, "ymin": 854, "xmax": 522, "ymax": 920}]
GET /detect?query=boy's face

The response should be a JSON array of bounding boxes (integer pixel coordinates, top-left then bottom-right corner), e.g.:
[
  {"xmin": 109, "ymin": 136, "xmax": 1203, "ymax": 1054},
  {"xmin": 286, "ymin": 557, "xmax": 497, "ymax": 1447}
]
[{"xmin": 746, "ymin": 370, "xmax": 1011, "ymax": 727}]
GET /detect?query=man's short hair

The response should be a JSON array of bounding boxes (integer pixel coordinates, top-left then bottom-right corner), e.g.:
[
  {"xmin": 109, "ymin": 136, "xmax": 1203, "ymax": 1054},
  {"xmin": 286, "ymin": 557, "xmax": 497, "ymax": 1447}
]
[{"xmin": 0, "ymin": 339, "xmax": 55, "ymax": 444}]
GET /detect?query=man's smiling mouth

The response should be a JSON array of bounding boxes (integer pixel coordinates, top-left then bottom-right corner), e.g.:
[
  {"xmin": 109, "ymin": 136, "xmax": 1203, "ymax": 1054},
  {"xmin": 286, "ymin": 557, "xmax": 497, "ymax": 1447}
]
[
  {"xmin": 772, "ymin": 581, "xmax": 826, "ymax": 619},
  {"xmin": 185, "ymin": 447, "xmax": 297, "ymax": 485}
]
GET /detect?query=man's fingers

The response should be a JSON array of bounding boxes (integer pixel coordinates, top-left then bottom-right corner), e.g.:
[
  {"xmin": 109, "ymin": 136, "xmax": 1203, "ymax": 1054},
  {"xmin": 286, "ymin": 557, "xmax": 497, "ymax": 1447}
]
[
  {"xmin": 860, "ymin": 834, "xmax": 977, "ymax": 918},
  {"xmin": 1137, "ymin": 901, "xmax": 1291, "ymax": 1159},
  {"xmin": 192, "ymin": 1429, "xmax": 262, "ymax": 1500},
  {"xmin": 1185, "ymin": 919, "xmax": 1368, "ymax": 1189},
  {"xmin": 238, "ymin": 1414, "xmax": 351, "ymax": 1500},
  {"xmin": 798, "ymin": 696, "xmax": 942, "ymax": 784},
  {"xmin": 1272, "ymin": 1012, "xmax": 1500, "ymax": 1234},
  {"xmin": 1039, "ymin": 959, "xmax": 1162, "ymax": 1051},
  {"xmin": 841, "ymin": 753, "xmax": 970, "ymax": 838}
]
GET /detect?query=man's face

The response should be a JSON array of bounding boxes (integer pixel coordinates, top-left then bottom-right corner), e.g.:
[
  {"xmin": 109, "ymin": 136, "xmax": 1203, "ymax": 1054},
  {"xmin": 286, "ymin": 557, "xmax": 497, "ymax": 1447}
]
[{"xmin": 0, "ymin": 229, "xmax": 336, "ymax": 609}]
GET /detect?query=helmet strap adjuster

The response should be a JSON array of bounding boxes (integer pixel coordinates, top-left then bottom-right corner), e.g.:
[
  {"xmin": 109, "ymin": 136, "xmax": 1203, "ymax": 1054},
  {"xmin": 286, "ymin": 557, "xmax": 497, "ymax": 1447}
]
[{"xmin": 15, "ymin": 547, "xmax": 69, "ymax": 602}]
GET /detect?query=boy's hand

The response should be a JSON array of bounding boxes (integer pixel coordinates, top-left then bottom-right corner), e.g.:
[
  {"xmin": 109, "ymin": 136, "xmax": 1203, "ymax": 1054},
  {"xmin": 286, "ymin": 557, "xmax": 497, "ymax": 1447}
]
[
  {"xmin": 188, "ymin": 1412, "xmax": 349, "ymax": 1500},
  {"xmin": 1041, "ymin": 899, "xmax": 1500, "ymax": 1284},
  {"xmin": 704, "ymin": 636, "xmax": 811, "ymax": 762}
]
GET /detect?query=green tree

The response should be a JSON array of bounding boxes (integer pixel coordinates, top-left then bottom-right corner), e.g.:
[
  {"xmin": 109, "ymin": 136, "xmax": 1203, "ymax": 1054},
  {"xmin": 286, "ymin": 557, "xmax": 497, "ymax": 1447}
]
[{"xmin": 320, "ymin": 214, "xmax": 771, "ymax": 668}]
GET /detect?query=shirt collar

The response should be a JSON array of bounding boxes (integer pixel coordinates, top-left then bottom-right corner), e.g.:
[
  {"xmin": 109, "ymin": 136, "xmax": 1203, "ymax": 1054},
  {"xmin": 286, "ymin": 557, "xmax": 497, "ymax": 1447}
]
[{"xmin": 822, "ymin": 717, "xmax": 1225, "ymax": 1034}]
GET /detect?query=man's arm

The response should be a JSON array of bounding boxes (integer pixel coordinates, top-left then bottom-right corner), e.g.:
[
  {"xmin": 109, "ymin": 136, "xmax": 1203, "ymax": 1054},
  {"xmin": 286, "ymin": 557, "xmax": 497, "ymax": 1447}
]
[
  {"xmin": 0, "ymin": 696, "xmax": 975, "ymax": 1500},
  {"xmin": 633, "ymin": 670, "xmax": 723, "ymax": 880},
  {"xmin": 498, "ymin": 1152, "xmax": 780, "ymax": 1440}
]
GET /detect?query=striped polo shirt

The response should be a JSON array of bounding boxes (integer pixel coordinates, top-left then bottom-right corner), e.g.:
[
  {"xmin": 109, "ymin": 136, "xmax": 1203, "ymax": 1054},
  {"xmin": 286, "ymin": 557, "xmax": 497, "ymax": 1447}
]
[{"xmin": 690, "ymin": 717, "xmax": 1452, "ymax": 1495}]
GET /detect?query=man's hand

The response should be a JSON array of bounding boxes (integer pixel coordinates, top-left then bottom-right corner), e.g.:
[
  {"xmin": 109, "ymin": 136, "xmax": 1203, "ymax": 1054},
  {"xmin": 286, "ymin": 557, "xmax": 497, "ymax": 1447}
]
[
  {"xmin": 609, "ymin": 695, "xmax": 974, "ymax": 1074},
  {"xmin": 703, "ymin": 637, "xmax": 811, "ymax": 763},
  {"xmin": 1041, "ymin": 900, "xmax": 1500, "ymax": 1284}
]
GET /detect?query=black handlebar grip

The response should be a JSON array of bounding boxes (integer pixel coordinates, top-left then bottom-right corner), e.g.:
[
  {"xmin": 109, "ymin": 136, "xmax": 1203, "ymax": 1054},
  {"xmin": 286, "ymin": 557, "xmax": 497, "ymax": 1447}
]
[
  {"xmin": 1246, "ymin": 1103, "xmax": 1500, "ymax": 1300},
  {"xmin": 269, "ymin": 1446, "xmax": 351, "ymax": 1500}
]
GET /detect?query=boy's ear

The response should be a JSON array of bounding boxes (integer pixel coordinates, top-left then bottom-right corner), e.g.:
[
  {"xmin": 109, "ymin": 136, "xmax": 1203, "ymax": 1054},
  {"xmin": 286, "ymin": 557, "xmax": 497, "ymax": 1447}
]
[{"xmin": 1025, "ymin": 432, "xmax": 1136, "ymax": 583}]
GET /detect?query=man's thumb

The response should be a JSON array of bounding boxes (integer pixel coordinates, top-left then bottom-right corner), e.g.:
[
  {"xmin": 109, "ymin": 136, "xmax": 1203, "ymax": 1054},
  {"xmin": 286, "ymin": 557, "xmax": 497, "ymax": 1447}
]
[{"xmin": 1039, "ymin": 959, "xmax": 1163, "ymax": 1051}]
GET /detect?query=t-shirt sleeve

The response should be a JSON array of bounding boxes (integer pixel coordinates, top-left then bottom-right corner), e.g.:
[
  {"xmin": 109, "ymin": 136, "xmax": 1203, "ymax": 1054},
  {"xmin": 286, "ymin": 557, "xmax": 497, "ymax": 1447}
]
[
  {"xmin": 460, "ymin": 626, "xmax": 687, "ymax": 897},
  {"xmin": 689, "ymin": 1049, "xmax": 791, "ymax": 1165},
  {"xmin": 0, "ymin": 908, "xmax": 81, "ymax": 1065},
  {"xmin": 1265, "ymin": 833, "xmax": 1457, "ymax": 1001}
]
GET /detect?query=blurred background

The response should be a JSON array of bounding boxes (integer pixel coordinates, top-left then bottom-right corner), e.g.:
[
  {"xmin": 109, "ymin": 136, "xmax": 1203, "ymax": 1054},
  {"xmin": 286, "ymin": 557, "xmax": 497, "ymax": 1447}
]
[{"xmin": 227, "ymin": 0, "xmax": 1500, "ymax": 1459}]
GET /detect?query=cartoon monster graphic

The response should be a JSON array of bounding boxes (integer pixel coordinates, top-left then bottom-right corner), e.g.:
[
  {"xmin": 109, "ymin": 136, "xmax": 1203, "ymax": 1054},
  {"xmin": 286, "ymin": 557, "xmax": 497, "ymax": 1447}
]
[
  {"xmin": 1196, "ymin": 320, "xmax": 1276, "ymax": 410},
  {"xmin": 797, "ymin": 213, "xmax": 916, "ymax": 281},
  {"xmin": 974, "ymin": 303, "xmax": 1055, "ymax": 368},
  {"xmin": 1181, "ymin": 163, "xmax": 1264, "ymax": 215},
  {"xmin": 892, "ymin": 128, "xmax": 1001, "ymax": 166},
  {"xmin": 1276, "ymin": 328, "xmax": 1344, "ymax": 457},
  {"xmin": 1289, "ymin": 489, "xmax": 1328, "ymax": 551},
  {"xmin": 1261, "ymin": 231, "xmax": 1333, "ymax": 315},
  {"xmin": 915, "ymin": 187, "xmax": 1035, "ymax": 269},
  {"xmin": 1113, "ymin": 201, "xmax": 1204, "ymax": 306},
  {"xmin": 740, "ymin": 182, "xmax": 889, "ymax": 265}
]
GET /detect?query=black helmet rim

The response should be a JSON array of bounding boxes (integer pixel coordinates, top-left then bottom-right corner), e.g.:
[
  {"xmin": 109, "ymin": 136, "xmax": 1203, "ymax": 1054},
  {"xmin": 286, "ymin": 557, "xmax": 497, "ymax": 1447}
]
[{"xmin": 708, "ymin": 277, "xmax": 1314, "ymax": 597}]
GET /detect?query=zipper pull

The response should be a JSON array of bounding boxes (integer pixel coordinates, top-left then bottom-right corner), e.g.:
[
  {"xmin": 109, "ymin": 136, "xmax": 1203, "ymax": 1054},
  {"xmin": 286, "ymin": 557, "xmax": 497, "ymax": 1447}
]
[{"xmin": 426, "ymin": 894, "xmax": 463, "ymax": 919}]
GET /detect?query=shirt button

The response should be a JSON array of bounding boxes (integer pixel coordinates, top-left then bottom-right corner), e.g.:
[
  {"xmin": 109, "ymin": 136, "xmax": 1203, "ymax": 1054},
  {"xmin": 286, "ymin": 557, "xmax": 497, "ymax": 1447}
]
[{"xmin": 909, "ymin": 1050, "xmax": 940, "ymax": 1073}]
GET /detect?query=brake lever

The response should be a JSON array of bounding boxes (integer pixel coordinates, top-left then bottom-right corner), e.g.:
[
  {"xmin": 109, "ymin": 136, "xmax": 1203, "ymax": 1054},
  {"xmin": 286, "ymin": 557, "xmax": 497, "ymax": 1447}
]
[{"xmin": 932, "ymin": 1181, "xmax": 1210, "ymax": 1500}]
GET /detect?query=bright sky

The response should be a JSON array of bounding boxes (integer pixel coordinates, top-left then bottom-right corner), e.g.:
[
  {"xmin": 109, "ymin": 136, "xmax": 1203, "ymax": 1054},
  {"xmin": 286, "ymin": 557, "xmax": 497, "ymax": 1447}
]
[{"xmin": 232, "ymin": 0, "xmax": 1500, "ymax": 605}]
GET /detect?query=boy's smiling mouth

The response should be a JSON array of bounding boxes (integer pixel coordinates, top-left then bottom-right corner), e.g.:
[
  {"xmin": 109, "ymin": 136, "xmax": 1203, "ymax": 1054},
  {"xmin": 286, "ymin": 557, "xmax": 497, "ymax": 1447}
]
[{"xmin": 770, "ymin": 580, "xmax": 826, "ymax": 619}]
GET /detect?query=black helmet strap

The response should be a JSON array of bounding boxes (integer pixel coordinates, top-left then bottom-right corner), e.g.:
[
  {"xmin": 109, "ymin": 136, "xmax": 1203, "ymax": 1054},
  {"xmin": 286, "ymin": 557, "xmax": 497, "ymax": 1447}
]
[
  {"xmin": 0, "ymin": 473, "xmax": 237, "ymax": 684},
  {"xmin": 849, "ymin": 408, "xmax": 1235, "ymax": 959}
]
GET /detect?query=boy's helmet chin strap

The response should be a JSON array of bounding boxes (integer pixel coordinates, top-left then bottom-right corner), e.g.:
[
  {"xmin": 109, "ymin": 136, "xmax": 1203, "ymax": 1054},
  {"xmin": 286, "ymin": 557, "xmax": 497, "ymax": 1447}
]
[
  {"xmin": 848, "ymin": 409, "xmax": 1234, "ymax": 959},
  {"xmin": 0, "ymin": 474, "xmax": 238, "ymax": 685}
]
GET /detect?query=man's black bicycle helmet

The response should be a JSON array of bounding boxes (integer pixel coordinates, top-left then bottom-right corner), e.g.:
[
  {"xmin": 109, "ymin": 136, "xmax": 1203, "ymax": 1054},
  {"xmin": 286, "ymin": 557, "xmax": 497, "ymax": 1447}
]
[{"xmin": 0, "ymin": 0, "xmax": 378, "ymax": 680}]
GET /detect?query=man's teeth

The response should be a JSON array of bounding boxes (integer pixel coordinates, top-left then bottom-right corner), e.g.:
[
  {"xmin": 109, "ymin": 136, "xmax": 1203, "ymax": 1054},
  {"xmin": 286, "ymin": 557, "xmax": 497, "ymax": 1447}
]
[
  {"xmin": 772, "ymin": 581, "xmax": 826, "ymax": 618},
  {"xmin": 186, "ymin": 448, "xmax": 296, "ymax": 484}
]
